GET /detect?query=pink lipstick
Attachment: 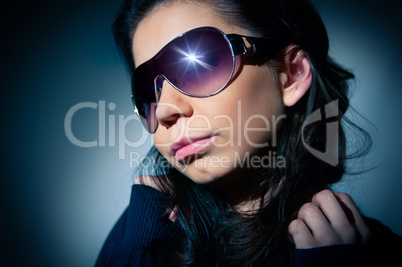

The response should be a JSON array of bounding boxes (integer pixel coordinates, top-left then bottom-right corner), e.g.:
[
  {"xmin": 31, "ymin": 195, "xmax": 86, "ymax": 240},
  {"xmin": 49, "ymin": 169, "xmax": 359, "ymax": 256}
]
[{"xmin": 172, "ymin": 136, "xmax": 213, "ymax": 161}]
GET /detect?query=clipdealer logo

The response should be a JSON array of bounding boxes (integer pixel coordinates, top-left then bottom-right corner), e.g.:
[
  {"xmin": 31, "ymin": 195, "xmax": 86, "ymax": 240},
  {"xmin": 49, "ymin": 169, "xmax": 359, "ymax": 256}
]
[
  {"xmin": 301, "ymin": 100, "xmax": 340, "ymax": 166},
  {"xmin": 64, "ymin": 100, "xmax": 340, "ymax": 166}
]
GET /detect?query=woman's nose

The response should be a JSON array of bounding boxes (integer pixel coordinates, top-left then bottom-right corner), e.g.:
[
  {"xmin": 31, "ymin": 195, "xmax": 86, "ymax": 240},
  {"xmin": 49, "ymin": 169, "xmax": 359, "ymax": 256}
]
[{"xmin": 154, "ymin": 76, "xmax": 193, "ymax": 129}]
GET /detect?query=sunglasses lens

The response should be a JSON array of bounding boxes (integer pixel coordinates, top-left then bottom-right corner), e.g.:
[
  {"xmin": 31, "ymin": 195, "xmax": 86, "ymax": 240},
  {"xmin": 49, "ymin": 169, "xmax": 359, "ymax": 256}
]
[
  {"xmin": 157, "ymin": 28, "xmax": 234, "ymax": 96},
  {"xmin": 133, "ymin": 27, "xmax": 235, "ymax": 133}
]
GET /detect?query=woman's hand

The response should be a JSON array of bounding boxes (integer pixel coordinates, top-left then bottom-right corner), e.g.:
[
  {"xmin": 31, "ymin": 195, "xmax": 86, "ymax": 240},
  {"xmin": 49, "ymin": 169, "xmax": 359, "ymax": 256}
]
[{"xmin": 288, "ymin": 189, "xmax": 371, "ymax": 249}]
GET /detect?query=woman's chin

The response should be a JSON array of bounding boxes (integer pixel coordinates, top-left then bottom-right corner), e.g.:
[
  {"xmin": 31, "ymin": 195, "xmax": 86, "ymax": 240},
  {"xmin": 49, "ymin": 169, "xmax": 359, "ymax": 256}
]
[{"xmin": 176, "ymin": 161, "xmax": 242, "ymax": 187}]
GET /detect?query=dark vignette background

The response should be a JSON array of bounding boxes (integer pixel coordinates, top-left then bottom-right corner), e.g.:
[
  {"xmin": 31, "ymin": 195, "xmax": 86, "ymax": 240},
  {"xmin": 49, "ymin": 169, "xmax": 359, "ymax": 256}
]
[{"xmin": 1, "ymin": 0, "xmax": 401, "ymax": 266}]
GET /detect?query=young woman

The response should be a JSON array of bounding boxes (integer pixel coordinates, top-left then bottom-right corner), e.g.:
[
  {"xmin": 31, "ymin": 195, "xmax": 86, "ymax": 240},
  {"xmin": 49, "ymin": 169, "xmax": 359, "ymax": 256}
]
[{"xmin": 96, "ymin": 0, "xmax": 402, "ymax": 266}]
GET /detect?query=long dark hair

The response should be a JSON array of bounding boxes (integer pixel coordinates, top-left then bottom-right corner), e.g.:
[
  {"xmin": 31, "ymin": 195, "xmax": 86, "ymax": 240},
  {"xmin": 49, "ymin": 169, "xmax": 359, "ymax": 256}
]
[{"xmin": 113, "ymin": 0, "xmax": 372, "ymax": 265}]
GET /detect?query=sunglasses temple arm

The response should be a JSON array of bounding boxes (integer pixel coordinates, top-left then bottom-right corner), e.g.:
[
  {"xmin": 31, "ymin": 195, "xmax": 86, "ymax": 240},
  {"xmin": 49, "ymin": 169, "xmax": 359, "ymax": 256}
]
[
  {"xmin": 226, "ymin": 34, "xmax": 250, "ymax": 56},
  {"xmin": 246, "ymin": 36, "xmax": 288, "ymax": 60},
  {"xmin": 227, "ymin": 33, "xmax": 287, "ymax": 60}
]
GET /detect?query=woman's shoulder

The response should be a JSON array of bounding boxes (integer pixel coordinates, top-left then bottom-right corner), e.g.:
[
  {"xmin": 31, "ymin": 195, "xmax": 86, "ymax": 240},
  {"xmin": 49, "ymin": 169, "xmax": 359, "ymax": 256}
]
[
  {"xmin": 360, "ymin": 217, "xmax": 402, "ymax": 266},
  {"xmin": 130, "ymin": 175, "xmax": 171, "ymax": 210},
  {"xmin": 364, "ymin": 217, "xmax": 402, "ymax": 254},
  {"xmin": 95, "ymin": 176, "xmax": 173, "ymax": 266},
  {"xmin": 294, "ymin": 217, "xmax": 402, "ymax": 267},
  {"xmin": 364, "ymin": 217, "xmax": 401, "ymax": 239}
]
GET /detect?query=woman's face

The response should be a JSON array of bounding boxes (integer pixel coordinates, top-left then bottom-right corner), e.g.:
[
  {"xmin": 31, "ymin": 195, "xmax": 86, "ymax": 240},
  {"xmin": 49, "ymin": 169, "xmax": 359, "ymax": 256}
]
[{"xmin": 132, "ymin": 1, "xmax": 285, "ymax": 185}]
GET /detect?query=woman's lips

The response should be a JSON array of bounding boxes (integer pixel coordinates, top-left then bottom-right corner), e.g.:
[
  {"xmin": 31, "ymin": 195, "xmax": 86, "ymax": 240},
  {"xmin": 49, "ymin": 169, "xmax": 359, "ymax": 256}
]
[{"xmin": 172, "ymin": 136, "xmax": 214, "ymax": 161}]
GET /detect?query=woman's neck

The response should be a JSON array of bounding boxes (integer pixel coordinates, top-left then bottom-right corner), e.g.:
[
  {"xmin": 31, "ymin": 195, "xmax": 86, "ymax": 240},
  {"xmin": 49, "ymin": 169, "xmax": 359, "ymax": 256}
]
[{"xmin": 210, "ymin": 166, "xmax": 272, "ymax": 213}]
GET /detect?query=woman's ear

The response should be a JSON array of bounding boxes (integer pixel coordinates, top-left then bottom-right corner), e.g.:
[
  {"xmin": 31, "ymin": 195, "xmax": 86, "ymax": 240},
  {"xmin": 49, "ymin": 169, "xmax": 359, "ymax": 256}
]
[{"xmin": 280, "ymin": 46, "xmax": 312, "ymax": 107}]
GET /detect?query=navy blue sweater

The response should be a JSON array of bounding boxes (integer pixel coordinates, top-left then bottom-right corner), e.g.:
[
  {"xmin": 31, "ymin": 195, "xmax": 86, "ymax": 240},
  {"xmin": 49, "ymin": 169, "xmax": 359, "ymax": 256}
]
[{"xmin": 95, "ymin": 185, "xmax": 402, "ymax": 266}]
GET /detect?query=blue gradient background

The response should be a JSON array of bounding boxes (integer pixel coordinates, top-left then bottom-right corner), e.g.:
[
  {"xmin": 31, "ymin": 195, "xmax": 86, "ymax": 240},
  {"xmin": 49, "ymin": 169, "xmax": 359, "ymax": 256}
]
[{"xmin": 0, "ymin": 0, "xmax": 401, "ymax": 266}]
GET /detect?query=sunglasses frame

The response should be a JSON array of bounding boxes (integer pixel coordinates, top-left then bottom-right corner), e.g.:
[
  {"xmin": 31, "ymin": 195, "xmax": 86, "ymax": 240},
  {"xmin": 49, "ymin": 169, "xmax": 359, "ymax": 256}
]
[{"xmin": 131, "ymin": 26, "xmax": 286, "ymax": 133}]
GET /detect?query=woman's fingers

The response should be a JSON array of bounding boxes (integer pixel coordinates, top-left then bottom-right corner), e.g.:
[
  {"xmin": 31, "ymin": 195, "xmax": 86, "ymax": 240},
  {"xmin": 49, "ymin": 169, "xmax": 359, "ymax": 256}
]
[
  {"xmin": 289, "ymin": 201, "xmax": 341, "ymax": 248},
  {"xmin": 288, "ymin": 189, "xmax": 371, "ymax": 249},
  {"xmin": 312, "ymin": 189, "xmax": 359, "ymax": 244},
  {"xmin": 169, "ymin": 205, "xmax": 178, "ymax": 222},
  {"xmin": 333, "ymin": 192, "xmax": 371, "ymax": 244},
  {"xmin": 288, "ymin": 219, "xmax": 317, "ymax": 249}
]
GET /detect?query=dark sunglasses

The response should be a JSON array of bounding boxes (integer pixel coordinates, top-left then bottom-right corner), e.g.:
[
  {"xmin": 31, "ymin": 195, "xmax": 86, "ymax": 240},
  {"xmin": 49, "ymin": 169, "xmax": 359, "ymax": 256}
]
[{"xmin": 132, "ymin": 26, "xmax": 286, "ymax": 133}]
